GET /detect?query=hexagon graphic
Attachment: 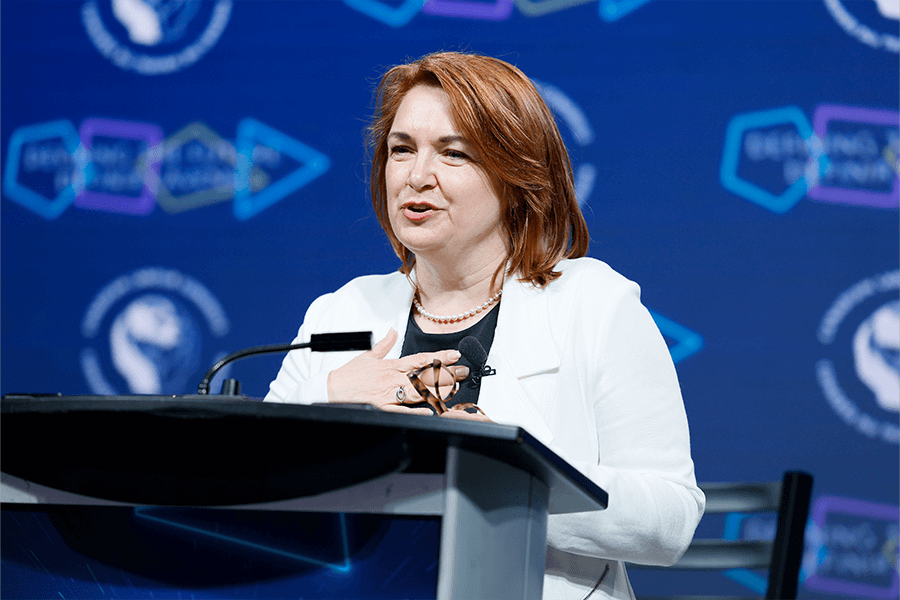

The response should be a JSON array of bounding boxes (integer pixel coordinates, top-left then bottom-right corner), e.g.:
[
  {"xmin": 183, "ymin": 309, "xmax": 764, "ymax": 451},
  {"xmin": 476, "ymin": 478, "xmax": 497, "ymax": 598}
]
[
  {"xmin": 514, "ymin": 0, "xmax": 594, "ymax": 17},
  {"xmin": 808, "ymin": 104, "xmax": 899, "ymax": 209},
  {"xmin": 3, "ymin": 120, "xmax": 87, "ymax": 220},
  {"xmin": 157, "ymin": 122, "xmax": 269, "ymax": 214},
  {"xmin": 719, "ymin": 106, "xmax": 829, "ymax": 214},
  {"xmin": 343, "ymin": 0, "xmax": 424, "ymax": 27},
  {"xmin": 649, "ymin": 311, "xmax": 704, "ymax": 364},
  {"xmin": 805, "ymin": 496, "xmax": 899, "ymax": 599},
  {"xmin": 600, "ymin": 0, "xmax": 653, "ymax": 22},
  {"xmin": 233, "ymin": 118, "xmax": 330, "ymax": 220},
  {"xmin": 423, "ymin": 0, "xmax": 513, "ymax": 20},
  {"xmin": 76, "ymin": 117, "xmax": 164, "ymax": 216}
]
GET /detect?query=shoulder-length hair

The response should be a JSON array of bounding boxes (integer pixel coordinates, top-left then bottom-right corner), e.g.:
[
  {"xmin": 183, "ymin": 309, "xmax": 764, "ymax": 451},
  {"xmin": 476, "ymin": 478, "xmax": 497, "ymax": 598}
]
[{"xmin": 369, "ymin": 51, "xmax": 589, "ymax": 288}]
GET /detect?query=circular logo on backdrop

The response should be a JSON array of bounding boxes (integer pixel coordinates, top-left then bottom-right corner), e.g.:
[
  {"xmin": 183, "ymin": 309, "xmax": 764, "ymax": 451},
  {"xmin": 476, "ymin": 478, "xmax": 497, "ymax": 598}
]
[
  {"xmin": 533, "ymin": 80, "xmax": 596, "ymax": 208},
  {"xmin": 823, "ymin": 0, "xmax": 899, "ymax": 53},
  {"xmin": 80, "ymin": 266, "xmax": 230, "ymax": 395},
  {"xmin": 81, "ymin": 0, "xmax": 233, "ymax": 76},
  {"xmin": 816, "ymin": 270, "xmax": 900, "ymax": 444}
]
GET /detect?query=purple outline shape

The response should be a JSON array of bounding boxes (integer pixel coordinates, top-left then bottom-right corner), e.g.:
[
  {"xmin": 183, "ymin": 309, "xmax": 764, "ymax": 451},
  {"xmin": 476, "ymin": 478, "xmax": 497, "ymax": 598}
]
[
  {"xmin": 806, "ymin": 496, "xmax": 899, "ymax": 599},
  {"xmin": 76, "ymin": 118, "xmax": 164, "ymax": 216},
  {"xmin": 422, "ymin": 0, "xmax": 513, "ymax": 20},
  {"xmin": 808, "ymin": 104, "xmax": 899, "ymax": 209}
]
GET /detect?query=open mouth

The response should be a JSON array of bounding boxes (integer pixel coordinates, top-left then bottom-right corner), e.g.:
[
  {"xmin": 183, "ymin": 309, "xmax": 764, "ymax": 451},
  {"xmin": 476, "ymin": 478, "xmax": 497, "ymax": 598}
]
[{"xmin": 403, "ymin": 203, "xmax": 435, "ymax": 213}]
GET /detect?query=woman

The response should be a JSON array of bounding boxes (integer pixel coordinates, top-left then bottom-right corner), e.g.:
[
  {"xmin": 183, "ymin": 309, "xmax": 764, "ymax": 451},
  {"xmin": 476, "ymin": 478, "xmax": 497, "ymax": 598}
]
[{"xmin": 266, "ymin": 51, "xmax": 704, "ymax": 599}]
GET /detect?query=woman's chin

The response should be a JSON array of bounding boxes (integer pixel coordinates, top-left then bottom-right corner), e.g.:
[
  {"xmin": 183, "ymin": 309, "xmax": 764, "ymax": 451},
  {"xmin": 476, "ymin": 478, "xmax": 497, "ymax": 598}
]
[{"xmin": 393, "ymin": 229, "xmax": 447, "ymax": 256}]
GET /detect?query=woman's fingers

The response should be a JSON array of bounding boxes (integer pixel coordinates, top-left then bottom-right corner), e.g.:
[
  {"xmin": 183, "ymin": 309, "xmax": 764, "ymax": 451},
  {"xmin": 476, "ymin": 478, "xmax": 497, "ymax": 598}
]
[
  {"xmin": 392, "ymin": 381, "xmax": 424, "ymax": 405},
  {"xmin": 326, "ymin": 329, "xmax": 470, "ymax": 408},
  {"xmin": 380, "ymin": 403, "xmax": 434, "ymax": 416},
  {"xmin": 327, "ymin": 328, "xmax": 419, "ymax": 404},
  {"xmin": 440, "ymin": 409, "xmax": 493, "ymax": 423},
  {"xmin": 450, "ymin": 365, "xmax": 469, "ymax": 381},
  {"xmin": 397, "ymin": 355, "xmax": 468, "ymax": 397},
  {"xmin": 400, "ymin": 349, "xmax": 462, "ymax": 372},
  {"xmin": 368, "ymin": 328, "xmax": 398, "ymax": 359}
]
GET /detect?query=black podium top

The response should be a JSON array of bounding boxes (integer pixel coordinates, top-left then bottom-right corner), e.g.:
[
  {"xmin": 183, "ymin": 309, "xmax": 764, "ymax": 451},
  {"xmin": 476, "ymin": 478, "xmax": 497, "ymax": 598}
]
[{"xmin": 1, "ymin": 394, "xmax": 607, "ymax": 512}]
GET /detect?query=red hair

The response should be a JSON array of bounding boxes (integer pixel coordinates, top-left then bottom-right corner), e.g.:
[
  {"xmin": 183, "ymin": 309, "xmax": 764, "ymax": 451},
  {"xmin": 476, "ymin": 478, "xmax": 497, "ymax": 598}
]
[{"xmin": 369, "ymin": 52, "xmax": 589, "ymax": 287}]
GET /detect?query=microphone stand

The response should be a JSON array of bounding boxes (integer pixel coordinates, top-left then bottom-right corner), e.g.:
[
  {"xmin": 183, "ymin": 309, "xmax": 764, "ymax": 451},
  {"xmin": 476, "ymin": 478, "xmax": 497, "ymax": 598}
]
[{"xmin": 197, "ymin": 331, "xmax": 372, "ymax": 395}]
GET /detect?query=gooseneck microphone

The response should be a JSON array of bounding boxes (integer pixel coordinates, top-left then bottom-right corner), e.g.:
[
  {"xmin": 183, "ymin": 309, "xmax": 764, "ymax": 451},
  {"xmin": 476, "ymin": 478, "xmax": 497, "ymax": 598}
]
[
  {"xmin": 458, "ymin": 336, "xmax": 496, "ymax": 385},
  {"xmin": 197, "ymin": 331, "xmax": 372, "ymax": 395}
]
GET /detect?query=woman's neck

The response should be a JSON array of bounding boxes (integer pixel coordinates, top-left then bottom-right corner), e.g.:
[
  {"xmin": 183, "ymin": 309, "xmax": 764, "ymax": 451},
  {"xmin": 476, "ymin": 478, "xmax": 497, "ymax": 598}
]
[{"xmin": 413, "ymin": 253, "xmax": 506, "ymax": 334}]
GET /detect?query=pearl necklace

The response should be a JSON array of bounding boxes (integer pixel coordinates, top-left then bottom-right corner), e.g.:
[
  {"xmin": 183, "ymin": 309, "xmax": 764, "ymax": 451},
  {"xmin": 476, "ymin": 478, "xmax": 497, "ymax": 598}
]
[{"xmin": 413, "ymin": 289, "xmax": 502, "ymax": 324}]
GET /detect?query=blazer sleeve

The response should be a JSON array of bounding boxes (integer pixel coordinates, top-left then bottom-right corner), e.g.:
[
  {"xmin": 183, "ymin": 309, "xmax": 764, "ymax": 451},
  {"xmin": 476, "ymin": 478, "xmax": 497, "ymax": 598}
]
[
  {"xmin": 263, "ymin": 292, "xmax": 334, "ymax": 405},
  {"xmin": 545, "ymin": 265, "xmax": 705, "ymax": 567}
]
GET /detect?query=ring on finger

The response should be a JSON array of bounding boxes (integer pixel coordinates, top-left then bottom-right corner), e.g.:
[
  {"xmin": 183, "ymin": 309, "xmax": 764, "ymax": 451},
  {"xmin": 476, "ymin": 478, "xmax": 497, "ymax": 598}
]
[{"xmin": 396, "ymin": 385, "xmax": 407, "ymax": 403}]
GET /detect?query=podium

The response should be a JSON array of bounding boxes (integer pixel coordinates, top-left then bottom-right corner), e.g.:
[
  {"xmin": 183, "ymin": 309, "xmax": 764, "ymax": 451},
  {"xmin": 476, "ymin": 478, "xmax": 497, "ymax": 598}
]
[{"xmin": 1, "ymin": 394, "xmax": 607, "ymax": 600}]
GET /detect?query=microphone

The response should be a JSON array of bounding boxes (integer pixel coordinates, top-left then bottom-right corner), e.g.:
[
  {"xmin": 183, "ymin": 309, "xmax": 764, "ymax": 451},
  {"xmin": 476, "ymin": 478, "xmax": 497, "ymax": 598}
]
[
  {"xmin": 458, "ymin": 336, "xmax": 496, "ymax": 385},
  {"xmin": 197, "ymin": 331, "xmax": 373, "ymax": 395}
]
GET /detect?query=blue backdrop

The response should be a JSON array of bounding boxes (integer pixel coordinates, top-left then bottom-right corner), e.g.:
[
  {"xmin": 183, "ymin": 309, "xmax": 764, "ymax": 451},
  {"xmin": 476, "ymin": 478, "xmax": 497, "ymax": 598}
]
[{"xmin": 2, "ymin": 1, "xmax": 898, "ymax": 598}]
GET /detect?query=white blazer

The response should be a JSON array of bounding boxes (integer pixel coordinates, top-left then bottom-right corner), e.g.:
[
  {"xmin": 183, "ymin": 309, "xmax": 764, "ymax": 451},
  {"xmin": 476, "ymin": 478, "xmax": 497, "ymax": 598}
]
[{"xmin": 266, "ymin": 257, "xmax": 705, "ymax": 600}]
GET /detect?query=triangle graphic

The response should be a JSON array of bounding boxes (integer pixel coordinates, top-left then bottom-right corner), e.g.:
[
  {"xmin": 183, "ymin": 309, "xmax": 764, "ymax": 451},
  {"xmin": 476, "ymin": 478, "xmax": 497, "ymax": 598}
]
[
  {"xmin": 343, "ymin": 0, "xmax": 424, "ymax": 27},
  {"xmin": 233, "ymin": 118, "xmax": 330, "ymax": 220},
  {"xmin": 600, "ymin": 0, "xmax": 653, "ymax": 22},
  {"xmin": 649, "ymin": 310, "xmax": 704, "ymax": 364}
]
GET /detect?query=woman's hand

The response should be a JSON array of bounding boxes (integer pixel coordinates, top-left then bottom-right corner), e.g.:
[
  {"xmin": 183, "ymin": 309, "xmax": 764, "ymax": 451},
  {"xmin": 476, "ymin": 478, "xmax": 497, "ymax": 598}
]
[
  {"xmin": 326, "ymin": 329, "xmax": 468, "ymax": 414},
  {"xmin": 440, "ymin": 409, "xmax": 493, "ymax": 423}
]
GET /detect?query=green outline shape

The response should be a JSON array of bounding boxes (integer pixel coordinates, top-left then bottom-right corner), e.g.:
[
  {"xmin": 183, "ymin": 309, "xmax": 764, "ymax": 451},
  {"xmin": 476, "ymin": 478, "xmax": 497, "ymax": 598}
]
[
  {"xmin": 514, "ymin": 0, "xmax": 593, "ymax": 17},
  {"xmin": 157, "ymin": 122, "xmax": 269, "ymax": 214}
]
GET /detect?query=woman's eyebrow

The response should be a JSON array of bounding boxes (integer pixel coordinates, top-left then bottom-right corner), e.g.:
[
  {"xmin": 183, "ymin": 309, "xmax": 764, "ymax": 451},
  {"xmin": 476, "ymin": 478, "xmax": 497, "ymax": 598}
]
[
  {"xmin": 387, "ymin": 132, "xmax": 467, "ymax": 145},
  {"xmin": 437, "ymin": 135, "xmax": 467, "ymax": 145}
]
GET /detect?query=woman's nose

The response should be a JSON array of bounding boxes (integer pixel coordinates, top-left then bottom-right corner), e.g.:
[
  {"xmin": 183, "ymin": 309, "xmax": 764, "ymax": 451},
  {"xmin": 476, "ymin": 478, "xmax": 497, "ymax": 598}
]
[{"xmin": 407, "ymin": 154, "xmax": 437, "ymax": 190}]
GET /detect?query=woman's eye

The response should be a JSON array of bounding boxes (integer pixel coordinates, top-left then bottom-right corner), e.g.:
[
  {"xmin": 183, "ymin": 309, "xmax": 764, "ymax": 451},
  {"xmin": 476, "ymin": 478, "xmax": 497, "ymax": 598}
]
[
  {"xmin": 445, "ymin": 149, "xmax": 469, "ymax": 161},
  {"xmin": 390, "ymin": 145, "xmax": 411, "ymax": 155}
]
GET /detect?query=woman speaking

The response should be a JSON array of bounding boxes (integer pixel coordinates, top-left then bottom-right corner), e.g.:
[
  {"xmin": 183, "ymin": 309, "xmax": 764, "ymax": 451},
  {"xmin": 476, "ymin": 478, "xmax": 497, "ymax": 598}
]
[{"xmin": 266, "ymin": 51, "xmax": 704, "ymax": 600}]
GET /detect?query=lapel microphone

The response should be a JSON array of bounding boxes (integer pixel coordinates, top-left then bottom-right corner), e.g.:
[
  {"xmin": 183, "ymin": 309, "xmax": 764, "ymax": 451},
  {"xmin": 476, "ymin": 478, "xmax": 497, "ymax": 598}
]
[{"xmin": 458, "ymin": 336, "xmax": 496, "ymax": 386}]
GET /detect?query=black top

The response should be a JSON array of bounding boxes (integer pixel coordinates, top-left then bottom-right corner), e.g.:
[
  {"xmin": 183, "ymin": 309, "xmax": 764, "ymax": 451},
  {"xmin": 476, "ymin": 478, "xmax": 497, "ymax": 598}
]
[{"xmin": 400, "ymin": 303, "xmax": 499, "ymax": 410}]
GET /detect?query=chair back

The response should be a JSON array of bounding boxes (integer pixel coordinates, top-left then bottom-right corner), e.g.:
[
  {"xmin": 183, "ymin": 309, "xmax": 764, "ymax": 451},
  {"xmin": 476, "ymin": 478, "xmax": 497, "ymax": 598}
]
[{"xmin": 629, "ymin": 470, "xmax": 813, "ymax": 600}]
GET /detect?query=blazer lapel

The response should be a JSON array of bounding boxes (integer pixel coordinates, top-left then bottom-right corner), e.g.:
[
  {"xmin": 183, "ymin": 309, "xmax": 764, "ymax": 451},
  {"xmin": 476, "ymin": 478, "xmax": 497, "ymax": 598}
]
[
  {"xmin": 491, "ymin": 274, "xmax": 560, "ymax": 378},
  {"xmin": 479, "ymin": 275, "xmax": 560, "ymax": 446}
]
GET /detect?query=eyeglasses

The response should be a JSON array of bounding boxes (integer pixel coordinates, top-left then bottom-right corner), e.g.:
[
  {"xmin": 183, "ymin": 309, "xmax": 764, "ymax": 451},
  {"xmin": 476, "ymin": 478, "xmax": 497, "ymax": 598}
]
[{"xmin": 405, "ymin": 359, "xmax": 485, "ymax": 416}]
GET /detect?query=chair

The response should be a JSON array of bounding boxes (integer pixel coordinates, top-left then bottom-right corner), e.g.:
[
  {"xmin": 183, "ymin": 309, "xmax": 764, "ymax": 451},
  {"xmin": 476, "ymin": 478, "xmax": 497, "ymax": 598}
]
[{"xmin": 628, "ymin": 471, "xmax": 814, "ymax": 600}]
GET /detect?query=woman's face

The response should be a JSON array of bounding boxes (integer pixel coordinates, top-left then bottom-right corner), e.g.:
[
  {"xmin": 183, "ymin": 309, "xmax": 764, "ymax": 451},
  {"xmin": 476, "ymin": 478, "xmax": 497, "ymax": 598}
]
[{"xmin": 385, "ymin": 84, "xmax": 505, "ymax": 270}]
